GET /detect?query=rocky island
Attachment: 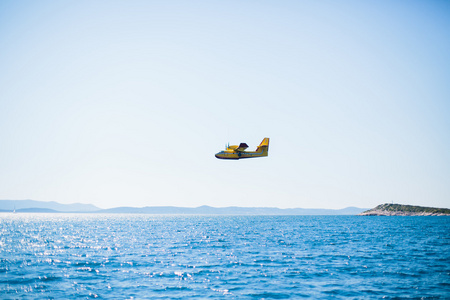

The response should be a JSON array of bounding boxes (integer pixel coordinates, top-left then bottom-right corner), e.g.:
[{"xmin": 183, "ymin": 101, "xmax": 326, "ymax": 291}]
[{"xmin": 359, "ymin": 203, "xmax": 450, "ymax": 216}]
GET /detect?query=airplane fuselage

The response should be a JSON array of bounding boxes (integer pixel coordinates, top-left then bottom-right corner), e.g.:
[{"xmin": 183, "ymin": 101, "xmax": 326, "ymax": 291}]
[{"xmin": 215, "ymin": 149, "xmax": 267, "ymax": 159}]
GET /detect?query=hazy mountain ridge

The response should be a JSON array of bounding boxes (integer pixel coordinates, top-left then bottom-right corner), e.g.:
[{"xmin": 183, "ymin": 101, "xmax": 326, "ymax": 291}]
[
  {"xmin": 359, "ymin": 203, "xmax": 450, "ymax": 216},
  {"xmin": 0, "ymin": 200, "xmax": 99, "ymax": 212},
  {"xmin": 99, "ymin": 205, "xmax": 366, "ymax": 215},
  {"xmin": 0, "ymin": 200, "xmax": 366, "ymax": 215}
]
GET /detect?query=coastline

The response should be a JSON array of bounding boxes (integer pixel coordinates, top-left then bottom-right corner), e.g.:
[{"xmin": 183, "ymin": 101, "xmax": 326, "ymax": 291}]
[{"xmin": 359, "ymin": 203, "xmax": 450, "ymax": 216}]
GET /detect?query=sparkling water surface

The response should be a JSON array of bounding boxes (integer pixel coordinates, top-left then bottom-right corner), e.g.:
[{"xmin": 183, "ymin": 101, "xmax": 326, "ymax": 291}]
[{"xmin": 1, "ymin": 214, "xmax": 449, "ymax": 299}]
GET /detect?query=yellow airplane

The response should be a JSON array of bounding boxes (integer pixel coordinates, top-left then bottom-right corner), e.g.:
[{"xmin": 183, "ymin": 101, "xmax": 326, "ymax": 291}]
[{"xmin": 215, "ymin": 138, "xmax": 269, "ymax": 159}]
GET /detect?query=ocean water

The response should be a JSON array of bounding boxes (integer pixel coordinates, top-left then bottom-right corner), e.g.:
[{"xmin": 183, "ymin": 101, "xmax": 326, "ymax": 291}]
[{"xmin": 1, "ymin": 214, "xmax": 449, "ymax": 299}]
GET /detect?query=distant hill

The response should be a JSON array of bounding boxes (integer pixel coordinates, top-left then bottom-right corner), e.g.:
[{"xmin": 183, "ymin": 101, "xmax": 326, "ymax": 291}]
[
  {"xmin": 0, "ymin": 200, "xmax": 366, "ymax": 215},
  {"xmin": 16, "ymin": 208, "xmax": 59, "ymax": 213},
  {"xmin": 359, "ymin": 203, "xmax": 450, "ymax": 216},
  {"xmin": 96, "ymin": 205, "xmax": 366, "ymax": 215},
  {"xmin": 0, "ymin": 200, "xmax": 100, "ymax": 212}
]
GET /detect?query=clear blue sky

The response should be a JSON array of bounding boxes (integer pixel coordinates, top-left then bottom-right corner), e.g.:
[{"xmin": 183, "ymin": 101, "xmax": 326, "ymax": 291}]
[{"xmin": 1, "ymin": 0, "xmax": 449, "ymax": 209}]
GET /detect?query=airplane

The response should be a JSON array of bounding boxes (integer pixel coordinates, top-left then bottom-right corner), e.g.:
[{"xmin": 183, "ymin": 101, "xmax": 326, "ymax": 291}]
[{"xmin": 215, "ymin": 138, "xmax": 269, "ymax": 159}]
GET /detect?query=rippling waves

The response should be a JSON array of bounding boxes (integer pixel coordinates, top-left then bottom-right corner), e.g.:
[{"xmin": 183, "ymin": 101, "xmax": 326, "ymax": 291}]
[{"xmin": 1, "ymin": 214, "xmax": 449, "ymax": 299}]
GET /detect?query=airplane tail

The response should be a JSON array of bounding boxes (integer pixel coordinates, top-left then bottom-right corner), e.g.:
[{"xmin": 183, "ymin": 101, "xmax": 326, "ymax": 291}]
[{"xmin": 256, "ymin": 137, "xmax": 269, "ymax": 156}]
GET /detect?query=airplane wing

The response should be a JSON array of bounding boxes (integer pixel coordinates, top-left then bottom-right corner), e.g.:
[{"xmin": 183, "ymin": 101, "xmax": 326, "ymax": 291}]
[{"xmin": 235, "ymin": 143, "xmax": 249, "ymax": 152}]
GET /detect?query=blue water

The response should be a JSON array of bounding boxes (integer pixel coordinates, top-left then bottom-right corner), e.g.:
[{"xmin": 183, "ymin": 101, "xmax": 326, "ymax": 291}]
[{"xmin": 1, "ymin": 214, "xmax": 449, "ymax": 299}]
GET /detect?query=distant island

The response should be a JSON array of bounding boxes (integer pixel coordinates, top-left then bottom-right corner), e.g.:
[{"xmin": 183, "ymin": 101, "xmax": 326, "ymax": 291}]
[
  {"xmin": 359, "ymin": 203, "xmax": 450, "ymax": 216},
  {"xmin": 0, "ymin": 200, "xmax": 99, "ymax": 213},
  {"xmin": 0, "ymin": 200, "xmax": 366, "ymax": 215}
]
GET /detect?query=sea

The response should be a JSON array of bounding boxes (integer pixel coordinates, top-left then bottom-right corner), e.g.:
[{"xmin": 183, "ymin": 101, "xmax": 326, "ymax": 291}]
[{"xmin": 1, "ymin": 214, "xmax": 449, "ymax": 299}]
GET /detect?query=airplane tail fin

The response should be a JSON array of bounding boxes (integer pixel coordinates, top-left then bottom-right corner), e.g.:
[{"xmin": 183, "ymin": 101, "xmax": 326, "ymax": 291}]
[{"xmin": 256, "ymin": 137, "xmax": 269, "ymax": 156}]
